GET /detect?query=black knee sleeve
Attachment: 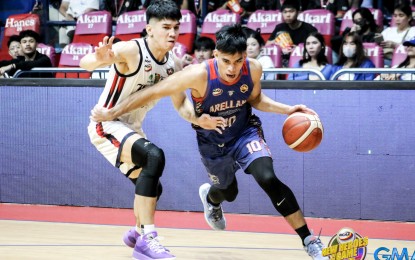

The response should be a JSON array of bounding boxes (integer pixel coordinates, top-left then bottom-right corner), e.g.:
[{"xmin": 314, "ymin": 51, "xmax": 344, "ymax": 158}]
[
  {"xmin": 246, "ymin": 157, "xmax": 300, "ymax": 217},
  {"xmin": 129, "ymin": 177, "xmax": 163, "ymax": 201},
  {"xmin": 209, "ymin": 177, "xmax": 238, "ymax": 204},
  {"xmin": 131, "ymin": 139, "xmax": 165, "ymax": 197}
]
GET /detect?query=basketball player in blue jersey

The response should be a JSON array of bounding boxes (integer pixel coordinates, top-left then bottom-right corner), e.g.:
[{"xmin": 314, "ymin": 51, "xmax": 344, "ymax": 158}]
[
  {"xmin": 90, "ymin": 24, "xmax": 329, "ymax": 260},
  {"xmin": 80, "ymin": 1, "xmax": 224, "ymax": 259}
]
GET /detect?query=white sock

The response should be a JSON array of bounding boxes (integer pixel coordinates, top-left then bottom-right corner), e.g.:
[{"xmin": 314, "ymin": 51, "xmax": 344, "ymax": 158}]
[
  {"xmin": 141, "ymin": 224, "xmax": 156, "ymax": 235},
  {"xmin": 135, "ymin": 226, "xmax": 140, "ymax": 233}
]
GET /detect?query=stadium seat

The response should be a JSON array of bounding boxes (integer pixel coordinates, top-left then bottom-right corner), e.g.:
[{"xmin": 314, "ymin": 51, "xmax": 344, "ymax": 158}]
[
  {"xmin": 363, "ymin": 42, "xmax": 384, "ymax": 68},
  {"xmin": 297, "ymin": 9, "xmax": 335, "ymax": 47},
  {"xmin": 178, "ymin": 10, "xmax": 197, "ymax": 52},
  {"xmin": 340, "ymin": 8, "xmax": 383, "ymax": 35},
  {"xmin": 288, "ymin": 43, "xmax": 333, "ymax": 68},
  {"xmin": 172, "ymin": 42, "xmax": 188, "ymax": 58},
  {"xmin": 0, "ymin": 13, "xmax": 40, "ymax": 61},
  {"xmin": 261, "ymin": 44, "xmax": 282, "ymax": 68},
  {"xmin": 0, "ymin": 0, "xmax": 36, "ymax": 27},
  {"xmin": 56, "ymin": 42, "xmax": 94, "ymax": 78},
  {"xmin": 114, "ymin": 10, "xmax": 146, "ymax": 41},
  {"xmin": 72, "ymin": 11, "xmax": 112, "ymax": 46},
  {"xmin": 246, "ymin": 10, "xmax": 283, "ymax": 42},
  {"xmin": 200, "ymin": 10, "xmax": 241, "ymax": 42},
  {"xmin": 36, "ymin": 43, "xmax": 56, "ymax": 67},
  {"xmin": 391, "ymin": 44, "xmax": 407, "ymax": 67}
]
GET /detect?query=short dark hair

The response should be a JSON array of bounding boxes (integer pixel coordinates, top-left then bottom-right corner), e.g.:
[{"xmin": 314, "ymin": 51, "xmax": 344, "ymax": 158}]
[
  {"xmin": 215, "ymin": 24, "xmax": 247, "ymax": 55},
  {"xmin": 19, "ymin": 30, "xmax": 40, "ymax": 43},
  {"xmin": 281, "ymin": 0, "xmax": 300, "ymax": 11},
  {"xmin": 7, "ymin": 35, "xmax": 21, "ymax": 48},
  {"xmin": 146, "ymin": 0, "xmax": 182, "ymax": 23},
  {"xmin": 194, "ymin": 36, "xmax": 215, "ymax": 51},
  {"xmin": 242, "ymin": 27, "xmax": 265, "ymax": 47}
]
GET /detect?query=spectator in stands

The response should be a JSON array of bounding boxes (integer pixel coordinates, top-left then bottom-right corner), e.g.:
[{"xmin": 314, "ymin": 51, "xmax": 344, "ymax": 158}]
[
  {"xmin": 288, "ymin": 32, "xmax": 333, "ymax": 80},
  {"xmin": 325, "ymin": 0, "xmax": 365, "ymax": 18},
  {"xmin": 266, "ymin": 0, "xmax": 317, "ymax": 67},
  {"xmin": 331, "ymin": 7, "xmax": 379, "ymax": 56},
  {"xmin": 59, "ymin": 0, "xmax": 99, "ymax": 44},
  {"xmin": 193, "ymin": 36, "xmax": 215, "ymax": 63},
  {"xmin": 375, "ymin": 37, "xmax": 415, "ymax": 80},
  {"xmin": 0, "ymin": 30, "xmax": 52, "ymax": 78},
  {"xmin": 7, "ymin": 35, "xmax": 23, "ymax": 59},
  {"xmin": 103, "ymin": 0, "xmax": 143, "ymax": 21},
  {"xmin": 330, "ymin": 32, "xmax": 376, "ymax": 80},
  {"xmin": 243, "ymin": 27, "xmax": 275, "ymax": 80},
  {"xmin": 380, "ymin": 3, "xmax": 415, "ymax": 66}
]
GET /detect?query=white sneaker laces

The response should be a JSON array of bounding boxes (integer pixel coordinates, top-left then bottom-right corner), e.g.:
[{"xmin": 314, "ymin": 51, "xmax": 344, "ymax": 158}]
[{"xmin": 147, "ymin": 236, "xmax": 167, "ymax": 254}]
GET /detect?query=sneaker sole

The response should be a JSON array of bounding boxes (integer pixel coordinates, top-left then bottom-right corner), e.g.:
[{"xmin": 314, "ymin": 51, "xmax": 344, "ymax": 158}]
[{"xmin": 132, "ymin": 251, "xmax": 176, "ymax": 260}]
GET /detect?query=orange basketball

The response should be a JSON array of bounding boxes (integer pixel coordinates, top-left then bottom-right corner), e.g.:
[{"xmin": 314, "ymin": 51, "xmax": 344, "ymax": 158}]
[{"xmin": 282, "ymin": 112, "xmax": 323, "ymax": 152}]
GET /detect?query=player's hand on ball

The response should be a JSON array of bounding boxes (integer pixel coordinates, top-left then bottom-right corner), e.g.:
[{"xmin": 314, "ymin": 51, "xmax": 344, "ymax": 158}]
[
  {"xmin": 287, "ymin": 105, "xmax": 318, "ymax": 117},
  {"xmin": 90, "ymin": 105, "xmax": 115, "ymax": 122},
  {"xmin": 197, "ymin": 114, "xmax": 226, "ymax": 134}
]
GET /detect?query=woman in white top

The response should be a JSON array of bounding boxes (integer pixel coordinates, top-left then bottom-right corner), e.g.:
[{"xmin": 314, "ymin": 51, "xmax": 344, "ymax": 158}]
[
  {"xmin": 381, "ymin": 3, "xmax": 415, "ymax": 65},
  {"xmin": 376, "ymin": 38, "xmax": 415, "ymax": 80},
  {"xmin": 243, "ymin": 27, "xmax": 275, "ymax": 80}
]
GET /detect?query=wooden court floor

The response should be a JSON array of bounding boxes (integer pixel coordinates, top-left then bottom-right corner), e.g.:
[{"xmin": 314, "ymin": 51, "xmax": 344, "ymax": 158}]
[{"xmin": 0, "ymin": 203, "xmax": 414, "ymax": 260}]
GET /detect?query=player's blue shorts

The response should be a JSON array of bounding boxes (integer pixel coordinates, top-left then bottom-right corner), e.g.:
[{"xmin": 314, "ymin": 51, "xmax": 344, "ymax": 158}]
[{"xmin": 198, "ymin": 124, "xmax": 272, "ymax": 189}]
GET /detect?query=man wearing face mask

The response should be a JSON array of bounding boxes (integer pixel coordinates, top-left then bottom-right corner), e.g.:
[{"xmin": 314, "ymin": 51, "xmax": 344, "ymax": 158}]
[
  {"xmin": 331, "ymin": 7, "xmax": 379, "ymax": 57},
  {"xmin": 330, "ymin": 31, "xmax": 376, "ymax": 80},
  {"xmin": 0, "ymin": 30, "xmax": 52, "ymax": 78}
]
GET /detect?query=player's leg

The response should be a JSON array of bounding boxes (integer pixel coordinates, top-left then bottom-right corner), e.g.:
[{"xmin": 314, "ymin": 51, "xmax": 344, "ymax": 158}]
[
  {"xmin": 198, "ymin": 144, "xmax": 239, "ymax": 231},
  {"xmin": 121, "ymin": 134, "xmax": 174, "ymax": 259},
  {"xmin": 246, "ymin": 157, "xmax": 328, "ymax": 259},
  {"xmin": 238, "ymin": 126, "xmax": 328, "ymax": 260}
]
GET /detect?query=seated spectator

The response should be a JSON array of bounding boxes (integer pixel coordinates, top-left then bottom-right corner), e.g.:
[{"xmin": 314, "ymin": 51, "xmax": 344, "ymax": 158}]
[
  {"xmin": 7, "ymin": 35, "xmax": 23, "ymax": 59},
  {"xmin": 331, "ymin": 7, "xmax": 379, "ymax": 55},
  {"xmin": 288, "ymin": 32, "xmax": 333, "ymax": 80},
  {"xmin": 375, "ymin": 37, "xmax": 415, "ymax": 80},
  {"xmin": 331, "ymin": 32, "xmax": 376, "ymax": 80},
  {"xmin": 193, "ymin": 36, "xmax": 215, "ymax": 64},
  {"xmin": 59, "ymin": 0, "xmax": 99, "ymax": 44},
  {"xmin": 243, "ymin": 27, "xmax": 275, "ymax": 80},
  {"xmin": 0, "ymin": 30, "xmax": 52, "ymax": 78},
  {"xmin": 103, "ymin": 0, "xmax": 143, "ymax": 21},
  {"xmin": 381, "ymin": 3, "xmax": 415, "ymax": 65},
  {"xmin": 266, "ymin": 0, "xmax": 317, "ymax": 67}
]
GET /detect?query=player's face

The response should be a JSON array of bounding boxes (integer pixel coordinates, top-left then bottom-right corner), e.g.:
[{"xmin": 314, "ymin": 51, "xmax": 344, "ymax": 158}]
[
  {"xmin": 20, "ymin": 36, "xmax": 37, "ymax": 55},
  {"xmin": 147, "ymin": 18, "xmax": 180, "ymax": 51},
  {"xmin": 8, "ymin": 41, "xmax": 22, "ymax": 59},
  {"xmin": 305, "ymin": 35, "xmax": 322, "ymax": 59},
  {"xmin": 246, "ymin": 37, "xmax": 261, "ymax": 59},
  {"xmin": 214, "ymin": 50, "xmax": 246, "ymax": 83}
]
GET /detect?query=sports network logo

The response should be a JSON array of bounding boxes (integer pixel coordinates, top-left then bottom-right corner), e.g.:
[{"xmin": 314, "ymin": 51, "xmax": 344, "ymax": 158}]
[
  {"xmin": 322, "ymin": 227, "xmax": 368, "ymax": 260},
  {"xmin": 374, "ymin": 247, "xmax": 415, "ymax": 260}
]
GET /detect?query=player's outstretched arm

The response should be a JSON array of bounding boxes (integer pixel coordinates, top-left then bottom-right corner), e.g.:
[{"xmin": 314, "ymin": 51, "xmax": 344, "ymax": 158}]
[
  {"xmin": 91, "ymin": 64, "xmax": 205, "ymax": 122},
  {"xmin": 80, "ymin": 36, "xmax": 135, "ymax": 71},
  {"xmin": 247, "ymin": 58, "xmax": 316, "ymax": 115}
]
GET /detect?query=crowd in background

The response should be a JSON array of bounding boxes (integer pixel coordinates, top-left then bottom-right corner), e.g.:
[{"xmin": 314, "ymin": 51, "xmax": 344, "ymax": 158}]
[{"xmin": 1, "ymin": 0, "xmax": 415, "ymax": 80}]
